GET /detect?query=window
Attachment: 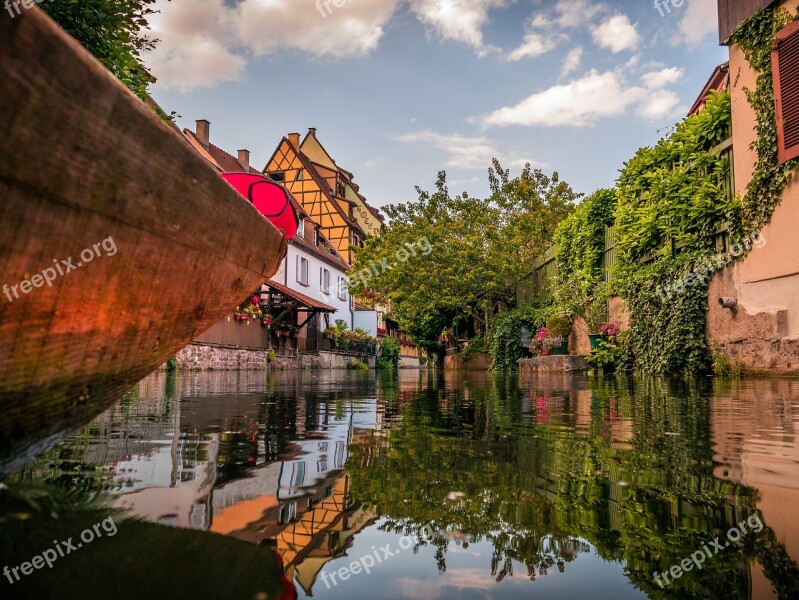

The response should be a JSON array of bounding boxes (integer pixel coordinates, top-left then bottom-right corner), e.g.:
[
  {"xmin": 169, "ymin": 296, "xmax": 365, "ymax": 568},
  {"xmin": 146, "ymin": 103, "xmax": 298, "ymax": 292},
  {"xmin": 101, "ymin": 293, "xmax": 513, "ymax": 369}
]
[
  {"xmin": 320, "ymin": 268, "xmax": 331, "ymax": 294},
  {"xmin": 296, "ymin": 168, "xmax": 304, "ymax": 181},
  {"xmin": 313, "ymin": 228, "xmax": 319, "ymax": 246},
  {"xmin": 296, "ymin": 218, "xmax": 305, "ymax": 239},
  {"xmin": 773, "ymin": 20, "xmax": 799, "ymax": 163},
  {"xmin": 337, "ymin": 276, "xmax": 347, "ymax": 301},
  {"xmin": 296, "ymin": 256, "xmax": 309, "ymax": 286},
  {"xmin": 268, "ymin": 172, "xmax": 285, "ymax": 183}
]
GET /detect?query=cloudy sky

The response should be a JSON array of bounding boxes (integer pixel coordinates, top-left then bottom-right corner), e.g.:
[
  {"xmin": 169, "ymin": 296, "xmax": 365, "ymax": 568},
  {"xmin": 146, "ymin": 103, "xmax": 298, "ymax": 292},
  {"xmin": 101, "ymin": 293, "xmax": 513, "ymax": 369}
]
[{"xmin": 146, "ymin": 0, "xmax": 726, "ymax": 207}]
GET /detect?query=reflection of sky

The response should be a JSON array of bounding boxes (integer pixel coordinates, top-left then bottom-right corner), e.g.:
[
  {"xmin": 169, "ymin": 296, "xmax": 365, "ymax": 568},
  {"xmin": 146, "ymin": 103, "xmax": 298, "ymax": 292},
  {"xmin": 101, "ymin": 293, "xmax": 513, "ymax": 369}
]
[
  {"xmin": 301, "ymin": 521, "xmax": 644, "ymax": 600},
  {"xmin": 109, "ymin": 438, "xmax": 176, "ymax": 491}
]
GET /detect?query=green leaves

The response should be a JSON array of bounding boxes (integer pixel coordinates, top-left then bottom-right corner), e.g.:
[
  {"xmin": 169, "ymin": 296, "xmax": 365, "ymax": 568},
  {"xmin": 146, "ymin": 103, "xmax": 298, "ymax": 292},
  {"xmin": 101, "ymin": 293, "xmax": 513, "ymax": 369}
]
[
  {"xmin": 44, "ymin": 0, "xmax": 159, "ymax": 100},
  {"xmin": 351, "ymin": 164, "xmax": 578, "ymax": 348}
]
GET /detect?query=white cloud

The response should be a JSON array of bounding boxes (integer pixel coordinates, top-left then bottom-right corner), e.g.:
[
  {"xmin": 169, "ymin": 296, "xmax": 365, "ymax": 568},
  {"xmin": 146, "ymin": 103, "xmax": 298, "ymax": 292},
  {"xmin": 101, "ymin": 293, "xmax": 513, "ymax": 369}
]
[
  {"xmin": 506, "ymin": 33, "xmax": 561, "ymax": 62},
  {"xmin": 561, "ymin": 46, "xmax": 583, "ymax": 76},
  {"xmin": 410, "ymin": 0, "xmax": 508, "ymax": 56},
  {"xmin": 637, "ymin": 89, "xmax": 683, "ymax": 121},
  {"xmin": 479, "ymin": 70, "xmax": 646, "ymax": 128},
  {"xmin": 146, "ymin": 0, "xmax": 247, "ymax": 91},
  {"xmin": 534, "ymin": 0, "xmax": 607, "ymax": 29},
  {"xmin": 478, "ymin": 64, "xmax": 687, "ymax": 127},
  {"xmin": 397, "ymin": 129, "xmax": 539, "ymax": 170},
  {"xmin": 591, "ymin": 14, "xmax": 641, "ymax": 53},
  {"xmin": 641, "ymin": 67, "xmax": 684, "ymax": 89},
  {"xmin": 397, "ymin": 129, "xmax": 500, "ymax": 169},
  {"xmin": 238, "ymin": 0, "xmax": 399, "ymax": 58},
  {"xmin": 146, "ymin": 0, "xmax": 517, "ymax": 90},
  {"xmin": 364, "ymin": 156, "xmax": 388, "ymax": 168},
  {"xmin": 673, "ymin": 0, "xmax": 718, "ymax": 46}
]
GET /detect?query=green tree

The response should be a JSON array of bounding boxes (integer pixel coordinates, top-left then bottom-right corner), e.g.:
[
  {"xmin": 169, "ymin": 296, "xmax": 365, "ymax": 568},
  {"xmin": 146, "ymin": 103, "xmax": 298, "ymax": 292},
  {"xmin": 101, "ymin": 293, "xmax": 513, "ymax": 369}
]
[
  {"xmin": 350, "ymin": 163, "xmax": 577, "ymax": 347},
  {"xmin": 44, "ymin": 0, "xmax": 160, "ymax": 100}
]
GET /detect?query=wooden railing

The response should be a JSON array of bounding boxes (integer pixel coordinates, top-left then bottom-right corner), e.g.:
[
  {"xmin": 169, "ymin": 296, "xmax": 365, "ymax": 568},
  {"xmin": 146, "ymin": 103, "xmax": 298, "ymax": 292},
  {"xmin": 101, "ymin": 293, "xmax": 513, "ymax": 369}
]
[{"xmin": 526, "ymin": 134, "xmax": 734, "ymax": 304}]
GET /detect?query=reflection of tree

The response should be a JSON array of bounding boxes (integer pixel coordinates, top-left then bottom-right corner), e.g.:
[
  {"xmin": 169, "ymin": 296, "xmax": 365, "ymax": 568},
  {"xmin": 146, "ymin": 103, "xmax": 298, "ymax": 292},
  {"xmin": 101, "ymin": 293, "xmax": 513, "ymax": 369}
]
[
  {"xmin": 346, "ymin": 376, "xmax": 795, "ymax": 597},
  {"xmin": 749, "ymin": 526, "xmax": 799, "ymax": 600}
]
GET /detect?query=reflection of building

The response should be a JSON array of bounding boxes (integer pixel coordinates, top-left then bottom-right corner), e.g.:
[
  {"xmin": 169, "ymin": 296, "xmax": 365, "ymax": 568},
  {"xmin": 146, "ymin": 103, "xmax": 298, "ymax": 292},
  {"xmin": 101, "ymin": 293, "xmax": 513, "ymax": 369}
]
[{"xmin": 712, "ymin": 379, "xmax": 799, "ymax": 600}]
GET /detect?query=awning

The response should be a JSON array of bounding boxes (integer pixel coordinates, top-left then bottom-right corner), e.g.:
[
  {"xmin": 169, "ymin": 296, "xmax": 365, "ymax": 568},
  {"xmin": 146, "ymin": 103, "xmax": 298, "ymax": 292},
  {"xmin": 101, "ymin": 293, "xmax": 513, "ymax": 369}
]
[{"xmin": 264, "ymin": 279, "xmax": 337, "ymax": 312}]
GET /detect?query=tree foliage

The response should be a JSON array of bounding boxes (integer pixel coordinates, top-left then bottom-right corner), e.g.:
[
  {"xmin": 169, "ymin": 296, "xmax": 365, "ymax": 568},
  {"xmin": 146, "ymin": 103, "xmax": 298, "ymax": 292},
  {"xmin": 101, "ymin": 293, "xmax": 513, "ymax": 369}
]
[
  {"xmin": 350, "ymin": 162, "xmax": 578, "ymax": 346},
  {"xmin": 43, "ymin": 0, "xmax": 160, "ymax": 100}
]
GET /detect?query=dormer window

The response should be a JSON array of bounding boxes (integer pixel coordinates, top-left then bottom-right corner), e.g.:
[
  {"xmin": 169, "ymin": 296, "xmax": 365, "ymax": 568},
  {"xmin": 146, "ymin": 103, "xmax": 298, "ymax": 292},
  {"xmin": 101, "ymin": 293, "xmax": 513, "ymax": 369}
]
[
  {"xmin": 313, "ymin": 229, "xmax": 319, "ymax": 246},
  {"xmin": 268, "ymin": 172, "xmax": 285, "ymax": 183},
  {"xmin": 296, "ymin": 218, "xmax": 306, "ymax": 239}
]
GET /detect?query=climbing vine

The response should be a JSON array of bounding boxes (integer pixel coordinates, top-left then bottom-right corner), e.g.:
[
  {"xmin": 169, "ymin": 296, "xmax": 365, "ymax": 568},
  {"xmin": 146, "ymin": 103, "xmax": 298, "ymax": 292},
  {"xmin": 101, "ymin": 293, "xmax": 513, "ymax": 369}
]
[
  {"xmin": 730, "ymin": 6, "xmax": 799, "ymax": 232},
  {"xmin": 613, "ymin": 91, "xmax": 736, "ymax": 375},
  {"xmin": 553, "ymin": 188, "xmax": 616, "ymax": 319},
  {"xmin": 487, "ymin": 305, "xmax": 548, "ymax": 371}
]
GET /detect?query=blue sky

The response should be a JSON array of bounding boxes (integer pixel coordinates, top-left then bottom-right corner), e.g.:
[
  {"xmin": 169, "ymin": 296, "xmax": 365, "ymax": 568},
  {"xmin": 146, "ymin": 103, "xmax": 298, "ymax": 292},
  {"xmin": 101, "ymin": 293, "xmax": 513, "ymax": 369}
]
[{"xmin": 146, "ymin": 0, "xmax": 727, "ymax": 208}]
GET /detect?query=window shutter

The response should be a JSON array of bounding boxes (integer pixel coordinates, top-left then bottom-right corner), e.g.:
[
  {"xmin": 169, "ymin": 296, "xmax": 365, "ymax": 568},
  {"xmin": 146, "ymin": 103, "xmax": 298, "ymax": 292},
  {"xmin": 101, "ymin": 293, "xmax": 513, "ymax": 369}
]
[
  {"xmin": 773, "ymin": 20, "xmax": 799, "ymax": 163},
  {"xmin": 296, "ymin": 255, "xmax": 300, "ymax": 282}
]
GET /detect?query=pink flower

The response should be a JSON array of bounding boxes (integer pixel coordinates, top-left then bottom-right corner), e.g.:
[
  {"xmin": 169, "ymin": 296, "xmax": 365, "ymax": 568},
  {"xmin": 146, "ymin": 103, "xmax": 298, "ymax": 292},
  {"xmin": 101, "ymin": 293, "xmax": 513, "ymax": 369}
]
[{"xmin": 600, "ymin": 322, "xmax": 620, "ymax": 337}]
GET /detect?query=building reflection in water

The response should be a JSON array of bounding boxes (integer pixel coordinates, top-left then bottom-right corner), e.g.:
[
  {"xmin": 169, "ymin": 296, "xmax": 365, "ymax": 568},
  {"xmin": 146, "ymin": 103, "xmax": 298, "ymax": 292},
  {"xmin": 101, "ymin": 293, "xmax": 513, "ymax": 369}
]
[{"xmin": 15, "ymin": 370, "xmax": 799, "ymax": 599}]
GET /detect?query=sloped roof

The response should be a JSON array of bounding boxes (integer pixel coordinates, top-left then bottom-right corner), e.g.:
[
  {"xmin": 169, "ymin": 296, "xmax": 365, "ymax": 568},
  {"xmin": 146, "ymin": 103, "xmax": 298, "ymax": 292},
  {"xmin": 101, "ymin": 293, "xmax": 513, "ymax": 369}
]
[
  {"xmin": 183, "ymin": 129, "xmax": 261, "ymax": 174},
  {"xmin": 688, "ymin": 62, "xmax": 730, "ymax": 117},
  {"xmin": 265, "ymin": 278, "xmax": 337, "ymax": 312},
  {"xmin": 299, "ymin": 130, "xmax": 385, "ymax": 225},
  {"xmin": 264, "ymin": 136, "xmax": 367, "ymax": 238}
]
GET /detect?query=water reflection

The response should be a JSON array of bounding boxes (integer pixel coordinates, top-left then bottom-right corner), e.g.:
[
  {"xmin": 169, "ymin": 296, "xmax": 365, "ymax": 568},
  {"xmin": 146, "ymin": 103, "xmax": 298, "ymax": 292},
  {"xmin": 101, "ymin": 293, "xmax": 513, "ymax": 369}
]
[{"xmin": 12, "ymin": 370, "xmax": 799, "ymax": 599}]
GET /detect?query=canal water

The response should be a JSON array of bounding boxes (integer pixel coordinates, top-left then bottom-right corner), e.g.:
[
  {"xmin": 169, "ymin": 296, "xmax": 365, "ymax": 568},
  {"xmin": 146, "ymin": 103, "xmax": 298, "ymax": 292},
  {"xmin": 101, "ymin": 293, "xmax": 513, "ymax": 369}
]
[{"xmin": 6, "ymin": 370, "xmax": 799, "ymax": 599}]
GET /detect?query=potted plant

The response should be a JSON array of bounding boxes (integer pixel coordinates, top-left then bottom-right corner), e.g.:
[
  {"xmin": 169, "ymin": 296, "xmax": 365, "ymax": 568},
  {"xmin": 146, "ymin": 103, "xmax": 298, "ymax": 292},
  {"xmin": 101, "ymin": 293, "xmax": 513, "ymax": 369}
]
[
  {"xmin": 545, "ymin": 314, "xmax": 571, "ymax": 355},
  {"xmin": 600, "ymin": 321, "xmax": 620, "ymax": 338},
  {"xmin": 544, "ymin": 336, "xmax": 567, "ymax": 356},
  {"xmin": 584, "ymin": 296, "xmax": 608, "ymax": 351},
  {"xmin": 530, "ymin": 327, "xmax": 547, "ymax": 356}
]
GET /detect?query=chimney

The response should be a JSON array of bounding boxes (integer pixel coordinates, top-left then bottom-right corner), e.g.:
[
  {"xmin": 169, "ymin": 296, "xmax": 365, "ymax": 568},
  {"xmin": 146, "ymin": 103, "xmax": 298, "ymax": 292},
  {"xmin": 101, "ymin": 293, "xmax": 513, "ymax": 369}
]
[
  {"xmin": 195, "ymin": 119, "xmax": 210, "ymax": 145},
  {"xmin": 288, "ymin": 132, "xmax": 300, "ymax": 148},
  {"xmin": 237, "ymin": 149, "xmax": 250, "ymax": 170},
  {"xmin": 308, "ymin": 127, "xmax": 317, "ymax": 136}
]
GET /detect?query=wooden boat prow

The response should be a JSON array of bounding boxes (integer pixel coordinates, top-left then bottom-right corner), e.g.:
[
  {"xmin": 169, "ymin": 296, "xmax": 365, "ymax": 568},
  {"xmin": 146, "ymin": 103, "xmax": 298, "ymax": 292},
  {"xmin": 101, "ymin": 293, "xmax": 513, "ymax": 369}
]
[{"xmin": 0, "ymin": 8, "xmax": 286, "ymax": 476}]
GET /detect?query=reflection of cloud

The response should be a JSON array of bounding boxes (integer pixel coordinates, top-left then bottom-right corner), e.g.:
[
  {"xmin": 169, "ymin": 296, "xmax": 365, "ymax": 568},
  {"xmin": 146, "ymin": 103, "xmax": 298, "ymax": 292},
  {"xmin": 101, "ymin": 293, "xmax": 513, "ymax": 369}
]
[{"xmin": 394, "ymin": 570, "xmax": 497, "ymax": 599}]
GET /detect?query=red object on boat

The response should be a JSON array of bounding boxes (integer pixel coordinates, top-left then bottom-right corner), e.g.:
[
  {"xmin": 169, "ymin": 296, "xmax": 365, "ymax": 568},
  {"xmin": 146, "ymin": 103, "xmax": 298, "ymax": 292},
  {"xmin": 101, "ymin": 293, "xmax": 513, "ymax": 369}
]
[{"xmin": 221, "ymin": 172, "xmax": 299, "ymax": 239}]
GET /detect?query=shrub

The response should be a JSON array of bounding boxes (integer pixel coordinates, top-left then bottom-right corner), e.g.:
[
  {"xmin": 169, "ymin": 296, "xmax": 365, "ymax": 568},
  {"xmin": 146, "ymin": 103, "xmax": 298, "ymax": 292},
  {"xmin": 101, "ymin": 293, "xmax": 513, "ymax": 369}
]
[
  {"xmin": 545, "ymin": 314, "xmax": 572, "ymax": 338},
  {"xmin": 347, "ymin": 361, "xmax": 369, "ymax": 370}
]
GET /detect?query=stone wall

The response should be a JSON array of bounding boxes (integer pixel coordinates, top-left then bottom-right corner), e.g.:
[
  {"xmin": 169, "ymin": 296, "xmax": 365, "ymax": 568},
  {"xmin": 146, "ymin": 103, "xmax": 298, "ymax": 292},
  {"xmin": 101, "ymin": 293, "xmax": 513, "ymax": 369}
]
[
  {"xmin": 399, "ymin": 356, "xmax": 422, "ymax": 369},
  {"xmin": 169, "ymin": 344, "xmax": 385, "ymax": 371},
  {"xmin": 707, "ymin": 264, "xmax": 799, "ymax": 374},
  {"xmin": 298, "ymin": 351, "xmax": 376, "ymax": 370},
  {"xmin": 172, "ymin": 343, "xmax": 295, "ymax": 371},
  {"xmin": 519, "ymin": 356, "xmax": 590, "ymax": 374},
  {"xmin": 444, "ymin": 352, "xmax": 491, "ymax": 371}
]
